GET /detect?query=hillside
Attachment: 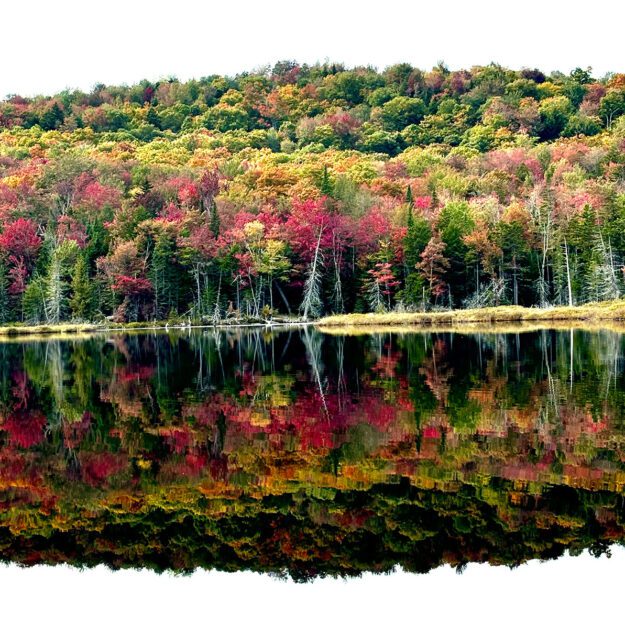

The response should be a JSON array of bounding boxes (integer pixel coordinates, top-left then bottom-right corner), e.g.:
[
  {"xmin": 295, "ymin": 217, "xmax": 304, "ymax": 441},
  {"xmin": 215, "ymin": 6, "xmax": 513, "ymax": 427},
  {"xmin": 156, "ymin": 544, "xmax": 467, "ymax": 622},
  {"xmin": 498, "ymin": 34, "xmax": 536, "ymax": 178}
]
[{"xmin": 0, "ymin": 62, "xmax": 624, "ymax": 323}]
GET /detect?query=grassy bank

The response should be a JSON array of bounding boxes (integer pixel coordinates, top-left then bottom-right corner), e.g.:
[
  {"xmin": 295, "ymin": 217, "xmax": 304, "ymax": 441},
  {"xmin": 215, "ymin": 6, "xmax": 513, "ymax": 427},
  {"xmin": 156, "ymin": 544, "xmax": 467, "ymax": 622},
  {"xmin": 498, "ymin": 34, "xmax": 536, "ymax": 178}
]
[
  {"xmin": 0, "ymin": 316, "xmax": 310, "ymax": 341},
  {"xmin": 0, "ymin": 323, "xmax": 99, "ymax": 337},
  {"xmin": 317, "ymin": 302, "xmax": 625, "ymax": 329},
  {"xmin": 4, "ymin": 302, "xmax": 625, "ymax": 340}
]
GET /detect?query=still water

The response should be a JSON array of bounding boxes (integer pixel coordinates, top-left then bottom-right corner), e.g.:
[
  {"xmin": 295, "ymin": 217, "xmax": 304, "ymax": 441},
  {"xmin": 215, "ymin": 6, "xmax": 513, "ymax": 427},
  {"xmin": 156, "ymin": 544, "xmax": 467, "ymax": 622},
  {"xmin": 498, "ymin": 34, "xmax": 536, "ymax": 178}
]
[{"xmin": 0, "ymin": 327, "xmax": 623, "ymax": 581}]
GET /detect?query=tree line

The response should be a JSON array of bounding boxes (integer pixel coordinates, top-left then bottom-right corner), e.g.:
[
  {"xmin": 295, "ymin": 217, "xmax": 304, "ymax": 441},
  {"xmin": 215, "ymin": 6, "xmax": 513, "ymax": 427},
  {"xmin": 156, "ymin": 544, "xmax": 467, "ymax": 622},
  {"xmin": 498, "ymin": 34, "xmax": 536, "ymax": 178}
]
[{"xmin": 0, "ymin": 63, "xmax": 624, "ymax": 322}]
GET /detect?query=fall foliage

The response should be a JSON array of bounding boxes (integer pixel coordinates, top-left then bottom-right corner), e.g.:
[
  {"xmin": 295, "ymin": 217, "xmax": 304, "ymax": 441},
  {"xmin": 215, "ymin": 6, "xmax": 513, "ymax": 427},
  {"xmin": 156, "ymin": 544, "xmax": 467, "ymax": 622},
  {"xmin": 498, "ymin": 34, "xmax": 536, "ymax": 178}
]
[{"xmin": 0, "ymin": 63, "xmax": 625, "ymax": 322}]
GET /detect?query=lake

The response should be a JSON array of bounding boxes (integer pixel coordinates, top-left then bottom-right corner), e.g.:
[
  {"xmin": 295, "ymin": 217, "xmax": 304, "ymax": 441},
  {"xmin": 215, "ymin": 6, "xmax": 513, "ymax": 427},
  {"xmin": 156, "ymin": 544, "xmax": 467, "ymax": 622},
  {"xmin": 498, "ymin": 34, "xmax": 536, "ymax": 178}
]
[{"xmin": 0, "ymin": 327, "xmax": 623, "ymax": 591}]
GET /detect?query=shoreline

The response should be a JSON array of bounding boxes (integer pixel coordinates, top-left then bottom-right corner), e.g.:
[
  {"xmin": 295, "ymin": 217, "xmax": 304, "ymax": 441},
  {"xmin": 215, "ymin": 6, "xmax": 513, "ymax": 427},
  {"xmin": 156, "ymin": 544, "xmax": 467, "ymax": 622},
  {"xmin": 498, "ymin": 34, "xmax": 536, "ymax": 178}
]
[
  {"xmin": 0, "ymin": 318, "xmax": 313, "ymax": 340},
  {"xmin": 3, "ymin": 302, "xmax": 625, "ymax": 339},
  {"xmin": 317, "ymin": 302, "xmax": 625, "ymax": 329}
]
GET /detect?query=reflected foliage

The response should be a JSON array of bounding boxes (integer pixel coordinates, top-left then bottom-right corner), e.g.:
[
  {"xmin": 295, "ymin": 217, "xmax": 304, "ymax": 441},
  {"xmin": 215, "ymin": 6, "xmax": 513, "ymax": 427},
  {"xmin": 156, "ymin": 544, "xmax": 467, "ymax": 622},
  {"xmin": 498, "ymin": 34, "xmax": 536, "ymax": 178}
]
[{"xmin": 0, "ymin": 328, "xmax": 624, "ymax": 579}]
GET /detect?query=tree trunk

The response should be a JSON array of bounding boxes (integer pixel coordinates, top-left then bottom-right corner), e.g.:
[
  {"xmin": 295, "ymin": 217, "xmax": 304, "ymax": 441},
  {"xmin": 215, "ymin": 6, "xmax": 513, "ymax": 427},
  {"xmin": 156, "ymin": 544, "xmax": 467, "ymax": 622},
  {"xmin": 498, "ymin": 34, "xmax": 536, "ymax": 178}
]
[{"xmin": 563, "ymin": 237, "xmax": 573, "ymax": 307}]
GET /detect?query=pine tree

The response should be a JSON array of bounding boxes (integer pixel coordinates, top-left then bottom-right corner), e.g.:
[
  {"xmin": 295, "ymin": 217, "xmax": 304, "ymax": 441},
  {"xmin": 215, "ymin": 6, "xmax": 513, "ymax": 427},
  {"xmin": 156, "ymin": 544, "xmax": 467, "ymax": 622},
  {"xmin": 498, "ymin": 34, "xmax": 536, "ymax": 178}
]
[
  {"xmin": 22, "ymin": 277, "xmax": 47, "ymax": 324},
  {"xmin": 572, "ymin": 204, "xmax": 597, "ymax": 303},
  {"xmin": 150, "ymin": 233, "xmax": 179, "ymax": 319},
  {"xmin": 405, "ymin": 184, "xmax": 414, "ymax": 212},
  {"xmin": 437, "ymin": 201, "xmax": 475, "ymax": 304},
  {"xmin": 367, "ymin": 275, "xmax": 384, "ymax": 312},
  {"xmin": 405, "ymin": 215, "xmax": 431, "ymax": 268},
  {"xmin": 497, "ymin": 212, "xmax": 531, "ymax": 306},
  {"xmin": 401, "ymin": 184, "xmax": 430, "ymax": 307},
  {"xmin": 70, "ymin": 254, "xmax": 93, "ymax": 320},
  {"xmin": 210, "ymin": 201, "xmax": 220, "ymax": 238},
  {"xmin": 0, "ymin": 263, "xmax": 9, "ymax": 324},
  {"xmin": 43, "ymin": 239, "xmax": 79, "ymax": 324},
  {"xmin": 588, "ymin": 231, "xmax": 621, "ymax": 301},
  {"xmin": 319, "ymin": 165, "xmax": 333, "ymax": 197},
  {"xmin": 403, "ymin": 209, "xmax": 432, "ymax": 306},
  {"xmin": 40, "ymin": 102, "xmax": 65, "ymax": 131}
]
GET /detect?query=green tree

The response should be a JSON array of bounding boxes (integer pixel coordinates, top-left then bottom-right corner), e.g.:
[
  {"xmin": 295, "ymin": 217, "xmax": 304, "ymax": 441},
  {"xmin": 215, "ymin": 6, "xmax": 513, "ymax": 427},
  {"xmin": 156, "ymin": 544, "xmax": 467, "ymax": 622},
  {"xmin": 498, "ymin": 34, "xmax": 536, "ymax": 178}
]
[
  {"xmin": 436, "ymin": 201, "xmax": 475, "ymax": 304},
  {"xmin": 0, "ymin": 263, "xmax": 9, "ymax": 323},
  {"xmin": 496, "ymin": 210, "xmax": 533, "ymax": 306},
  {"xmin": 599, "ymin": 90, "xmax": 625, "ymax": 129},
  {"xmin": 380, "ymin": 96, "xmax": 427, "ymax": 131},
  {"xmin": 146, "ymin": 106, "xmax": 161, "ymax": 129},
  {"xmin": 44, "ymin": 239, "xmax": 79, "ymax": 324},
  {"xmin": 319, "ymin": 165, "xmax": 334, "ymax": 197},
  {"xmin": 151, "ymin": 232, "xmax": 180, "ymax": 319},
  {"xmin": 402, "ymin": 193, "xmax": 431, "ymax": 306},
  {"xmin": 22, "ymin": 277, "xmax": 47, "ymax": 324},
  {"xmin": 40, "ymin": 103, "xmax": 65, "ymax": 131},
  {"xmin": 70, "ymin": 254, "xmax": 94, "ymax": 320},
  {"xmin": 539, "ymin": 96, "xmax": 574, "ymax": 140},
  {"xmin": 210, "ymin": 202, "xmax": 220, "ymax": 238},
  {"xmin": 202, "ymin": 104, "xmax": 250, "ymax": 132}
]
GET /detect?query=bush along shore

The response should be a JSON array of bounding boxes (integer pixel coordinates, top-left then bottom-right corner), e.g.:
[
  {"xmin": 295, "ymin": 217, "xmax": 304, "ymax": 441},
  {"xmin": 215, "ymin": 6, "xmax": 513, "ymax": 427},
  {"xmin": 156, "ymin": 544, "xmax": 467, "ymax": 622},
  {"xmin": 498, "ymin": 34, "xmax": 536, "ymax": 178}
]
[{"xmin": 4, "ymin": 302, "xmax": 625, "ymax": 338}]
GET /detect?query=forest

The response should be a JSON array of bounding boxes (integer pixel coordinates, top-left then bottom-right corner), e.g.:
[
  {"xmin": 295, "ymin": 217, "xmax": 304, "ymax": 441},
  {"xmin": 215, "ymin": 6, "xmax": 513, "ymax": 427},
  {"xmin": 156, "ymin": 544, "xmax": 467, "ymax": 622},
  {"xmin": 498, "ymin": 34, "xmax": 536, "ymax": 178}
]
[{"xmin": 1, "ymin": 62, "xmax": 625, "ymax": 323}]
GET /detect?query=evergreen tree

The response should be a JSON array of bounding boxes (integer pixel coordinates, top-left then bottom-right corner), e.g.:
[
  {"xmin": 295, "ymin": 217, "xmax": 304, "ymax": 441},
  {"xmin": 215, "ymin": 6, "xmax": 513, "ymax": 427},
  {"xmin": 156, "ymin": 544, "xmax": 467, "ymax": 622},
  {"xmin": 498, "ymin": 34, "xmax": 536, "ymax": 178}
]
[
  {"xmin": 319, "ymin": 165, "xmax": 333, "ymax": 197},
  {"xmin": 22, "ymin": 277, "xmax": 47, "ymax": 324},
  {"xmin": 40, "ymin": 103, "xmax": 65, "ymax": 131},
  {"xmin": 571, "ymin": 204, "xmax": 597, "ymax": 303},
  {"xmin": 151, "ymin": 232, "xmax": 179, "ymax": 318},
  {"xmin": 497, "ymin": 214, "xmax": 532, "ymax": 306},
  {"xmin": 70, "ymin": 254, "xmax": 93, "ymax": 320},
  {"xmin": 587, "ymin": 230, "xmax": 621, "ymax": 302},
  {"xmin": 437, "ymin": 201, "xmax": 475, "ymax": 304},
  {"xmin": 405, "ymin": 184, "xmax": 414, "ymax": 211},
  {"xmin": 210, "ymin": 201, "xmax": 220, "ymax": 238},
  {"xmin": 402, "ymin": 212, "xmax": 431, "ymax": 307},
  {"xmin": 43, "ymin": 240, "xmax": 79, "ymax": 324},
  {"xmin": 0, "ymin": 263, "xmax": 9, "ymax": 324}
]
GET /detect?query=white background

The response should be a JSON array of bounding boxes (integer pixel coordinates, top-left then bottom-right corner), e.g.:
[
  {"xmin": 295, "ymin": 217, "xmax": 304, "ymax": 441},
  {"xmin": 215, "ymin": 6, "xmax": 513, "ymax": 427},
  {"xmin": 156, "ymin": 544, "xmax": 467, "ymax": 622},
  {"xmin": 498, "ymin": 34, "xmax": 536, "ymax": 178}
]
[
  {"xmin": 3, "ymin": 0, "xmax": 625, "ymax": 96},
  {"xmin": 0, "ymin": 550, "xmax": 622, "ymax": 625}
]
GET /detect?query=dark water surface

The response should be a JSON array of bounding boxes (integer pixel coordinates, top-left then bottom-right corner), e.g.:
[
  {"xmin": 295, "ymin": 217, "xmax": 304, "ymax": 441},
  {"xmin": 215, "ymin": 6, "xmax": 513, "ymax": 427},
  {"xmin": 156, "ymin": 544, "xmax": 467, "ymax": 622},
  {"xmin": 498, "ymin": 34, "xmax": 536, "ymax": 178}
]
[{"xmin": 1, "ymin": 327, "xmax": 624, "ymax": 580}]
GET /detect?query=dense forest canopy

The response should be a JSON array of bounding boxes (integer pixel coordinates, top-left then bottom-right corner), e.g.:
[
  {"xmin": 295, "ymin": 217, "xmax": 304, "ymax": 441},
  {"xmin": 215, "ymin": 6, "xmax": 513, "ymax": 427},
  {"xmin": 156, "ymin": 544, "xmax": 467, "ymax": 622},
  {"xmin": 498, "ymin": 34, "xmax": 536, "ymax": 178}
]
[{"xmin": 1, "ymin": 61, "xmax": 625, "ymax": 322}]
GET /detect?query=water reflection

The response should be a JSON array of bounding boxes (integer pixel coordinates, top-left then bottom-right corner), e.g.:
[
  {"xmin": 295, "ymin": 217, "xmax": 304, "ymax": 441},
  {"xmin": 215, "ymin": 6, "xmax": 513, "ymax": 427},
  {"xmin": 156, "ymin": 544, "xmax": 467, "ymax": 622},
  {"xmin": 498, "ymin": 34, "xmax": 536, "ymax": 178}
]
[{"xmin": 0, "ymin": 328, "xmax": 624, "ymax": 579}]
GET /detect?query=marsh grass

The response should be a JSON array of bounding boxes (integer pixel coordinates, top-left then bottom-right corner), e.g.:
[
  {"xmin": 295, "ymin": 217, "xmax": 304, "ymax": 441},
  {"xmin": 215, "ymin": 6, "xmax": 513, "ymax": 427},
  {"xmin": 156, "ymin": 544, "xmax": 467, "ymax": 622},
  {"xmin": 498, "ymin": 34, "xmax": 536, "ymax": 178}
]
[
  {"xmin": 0, "ymin": 323, "xmax": 98, "ymax": 336},
  {"xmin": 2, "ymin": 303, "xmax": 625, "ymax": 340},
  {"xmin": 317, "ymin": 302, "xmax": 625, "ymax": 330}
]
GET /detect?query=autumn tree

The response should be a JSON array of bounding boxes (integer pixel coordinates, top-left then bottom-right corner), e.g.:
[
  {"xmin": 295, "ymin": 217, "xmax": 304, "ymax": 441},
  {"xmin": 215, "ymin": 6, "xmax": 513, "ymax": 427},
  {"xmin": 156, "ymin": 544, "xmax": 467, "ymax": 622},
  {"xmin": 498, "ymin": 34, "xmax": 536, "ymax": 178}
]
[
  {"xmin": 417, "ymin": 234, "xmax": 450, "ymax": 306},
  {"xmin": 199, "ymin": 169, "xmax": 221, "ymax": 236},
  {"xmin": 366, "ymin": 262, "xmax": 400, "ymax": 311},
  {"xmin": 98, "ymin": 241, "xmax": 153, "ymax": 322},
  {"xmin": 463, "ymin": 224, "xmax": 504, "ymax": 307}
]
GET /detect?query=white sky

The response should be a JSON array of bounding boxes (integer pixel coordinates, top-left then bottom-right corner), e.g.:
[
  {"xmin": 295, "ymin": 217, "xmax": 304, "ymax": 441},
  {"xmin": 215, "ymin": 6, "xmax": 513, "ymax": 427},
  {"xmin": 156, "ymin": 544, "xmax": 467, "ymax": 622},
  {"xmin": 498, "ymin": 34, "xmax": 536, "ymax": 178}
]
[
  {"xmin": 0, "ymin": 549, "xmax": 622, "ymax": 625},
  {"xmin": 3, "ymin": 0, "xmax": 625, "ymax": 97}
]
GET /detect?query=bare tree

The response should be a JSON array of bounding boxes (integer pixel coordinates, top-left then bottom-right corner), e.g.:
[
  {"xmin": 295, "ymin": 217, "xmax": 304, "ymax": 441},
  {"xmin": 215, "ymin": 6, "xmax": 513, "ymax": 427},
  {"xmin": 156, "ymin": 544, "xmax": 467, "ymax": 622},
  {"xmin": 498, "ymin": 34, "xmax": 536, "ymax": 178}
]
[{"xmin": 300, "ymin": 228, "xmax": 324, "ymax": 320}]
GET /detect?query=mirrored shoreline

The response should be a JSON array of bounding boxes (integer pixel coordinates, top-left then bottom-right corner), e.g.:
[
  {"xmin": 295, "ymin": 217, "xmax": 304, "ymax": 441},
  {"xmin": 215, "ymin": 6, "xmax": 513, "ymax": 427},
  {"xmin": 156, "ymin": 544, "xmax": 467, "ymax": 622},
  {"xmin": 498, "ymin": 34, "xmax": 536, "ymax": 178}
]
[{"xmin": 0, "ymin": 328, "xmax": 623, "ymax": 579}]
